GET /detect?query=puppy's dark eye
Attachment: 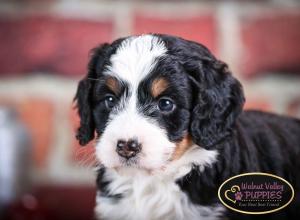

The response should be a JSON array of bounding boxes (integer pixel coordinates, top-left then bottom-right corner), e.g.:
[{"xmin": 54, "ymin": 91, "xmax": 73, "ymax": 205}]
[
  {"xmin": 158, "ymin": 98, "xmax": 174, "ymax": 112},
  {"xmin": 105, "ymin": 95, "xmax": 116, "ymax": 109}
]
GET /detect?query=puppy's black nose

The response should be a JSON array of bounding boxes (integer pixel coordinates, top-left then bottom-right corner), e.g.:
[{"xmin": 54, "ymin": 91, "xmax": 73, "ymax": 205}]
[{"xmin": 116, "ymin": 139, "xmax": 141, "ymax": 159}]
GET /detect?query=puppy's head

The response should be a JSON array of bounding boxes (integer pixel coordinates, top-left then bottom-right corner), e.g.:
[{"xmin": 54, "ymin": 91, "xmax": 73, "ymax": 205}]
[{"xmin": 75, "ymin": 34, "xmax": 245, "ymax": 170}]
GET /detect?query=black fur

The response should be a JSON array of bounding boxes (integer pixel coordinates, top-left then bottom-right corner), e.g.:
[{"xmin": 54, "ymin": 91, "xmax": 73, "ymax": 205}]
[
  {"xmin": 177, "ymin": 111, "xmax": 300, "ymax": 219},
  {"xmin": 75, "ymin": 34, "xmax": 300, "ymax": 220},
  {"xmin": 137, "ymin": 56, "xmax": 193, "ymax": 142},
  {"xmin": 156, "ymin": 34, "xmax": 245, "ymax": 147},
  {"xmin": 75, "ymin": 38, "xmax": 126, "ymax": 145}
]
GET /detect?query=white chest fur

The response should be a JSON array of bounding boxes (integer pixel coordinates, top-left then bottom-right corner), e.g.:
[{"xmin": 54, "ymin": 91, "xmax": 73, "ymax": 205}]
[
  {"xmin": 95, "ymin": 146, "xmax": 223, "ymax": 220},
  {"xmin": 95, "ymin": 169, "xmax": 223, "ymax": 220}
]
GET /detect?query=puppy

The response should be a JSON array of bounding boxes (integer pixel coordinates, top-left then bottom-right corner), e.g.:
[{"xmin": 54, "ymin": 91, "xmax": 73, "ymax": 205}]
[{"xmin": 75, "ymin": 34, "xmax": 300, "ymax": 220}]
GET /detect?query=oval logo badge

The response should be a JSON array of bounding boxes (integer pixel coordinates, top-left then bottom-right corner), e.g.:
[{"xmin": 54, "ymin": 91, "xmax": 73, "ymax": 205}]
[{"xmin": 218, "ymin": 172, "xmax": 294, "ymax": 214}]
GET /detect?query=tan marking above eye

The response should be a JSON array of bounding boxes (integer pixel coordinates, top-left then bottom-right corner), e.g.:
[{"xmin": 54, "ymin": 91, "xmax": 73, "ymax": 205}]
[
  {"xmin": 106, "ymin": 77, "xmax": 120, "ymax": 94},
  {"xmin": 171, "ymin": 134, "xmax": 193, "ymax": 161},
  {"xmin": 151, "ymin": 78, "xmax": 169, "ymax": 98}
]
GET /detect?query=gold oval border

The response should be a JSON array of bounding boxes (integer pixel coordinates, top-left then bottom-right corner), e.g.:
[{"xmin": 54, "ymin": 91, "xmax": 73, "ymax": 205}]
[{"xmin": 217, "ymin": 172, "xmax": 295, "ymax": 215}]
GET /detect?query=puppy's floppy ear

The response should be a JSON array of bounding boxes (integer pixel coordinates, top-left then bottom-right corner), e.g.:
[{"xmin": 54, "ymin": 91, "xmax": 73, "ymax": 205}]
[
  {"xmin": 74, "ymin": 43, "xmax": 110, "ymax": 146},
  {"xmin": 75, "ymin": 78, "xmax": 94, "ymax": 145},
  {"xmin": 186, "ymin": 49, "xmax": 245, "ymax": 148}
]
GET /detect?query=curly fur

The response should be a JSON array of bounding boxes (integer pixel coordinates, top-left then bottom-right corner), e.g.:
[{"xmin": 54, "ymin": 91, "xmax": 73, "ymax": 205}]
[{"xmin": 74, "ymin": 34, "xmax": 300, "ymax": 220}]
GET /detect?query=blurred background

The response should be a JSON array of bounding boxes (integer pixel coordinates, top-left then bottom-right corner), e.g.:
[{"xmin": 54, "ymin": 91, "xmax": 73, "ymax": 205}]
[{"xmin": 0, "ymin": 0, "xmax": 299, "ymax": 219}]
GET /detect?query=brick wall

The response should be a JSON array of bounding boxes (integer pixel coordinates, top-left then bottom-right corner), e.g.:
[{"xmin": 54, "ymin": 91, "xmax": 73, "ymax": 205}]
[{"xmin": 0, "ymin": 0, "xmax": 299, "ymax": 185}]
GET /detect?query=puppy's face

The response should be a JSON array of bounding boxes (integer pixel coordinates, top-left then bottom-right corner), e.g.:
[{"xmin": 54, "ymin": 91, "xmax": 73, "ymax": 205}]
[{"xmin": 75, "ymin": 34, "xmax": 245, "ymax": 171}]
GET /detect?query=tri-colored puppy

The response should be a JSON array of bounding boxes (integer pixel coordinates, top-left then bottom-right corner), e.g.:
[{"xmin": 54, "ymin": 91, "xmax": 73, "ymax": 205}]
[{"xmin": 75, "ymin": 34, "xmax": 300, "ymax": 220}]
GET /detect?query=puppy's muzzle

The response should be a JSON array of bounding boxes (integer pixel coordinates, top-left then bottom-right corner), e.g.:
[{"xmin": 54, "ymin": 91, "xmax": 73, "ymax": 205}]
[{"xmin": 116, "ymin": 139, "xmax": 141, "ymax": 159}]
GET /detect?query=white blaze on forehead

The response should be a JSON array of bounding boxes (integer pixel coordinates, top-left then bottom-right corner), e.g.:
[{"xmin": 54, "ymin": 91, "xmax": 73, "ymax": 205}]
[{"xmin": 104, "ymin": 35, "xmax": 167, "ymax": 86}]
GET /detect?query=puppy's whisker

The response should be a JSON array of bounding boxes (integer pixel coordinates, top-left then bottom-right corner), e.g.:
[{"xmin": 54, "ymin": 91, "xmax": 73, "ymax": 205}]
[{"xmin": 74, "ymin": 147, "xmax": 98, "ymax": 169}]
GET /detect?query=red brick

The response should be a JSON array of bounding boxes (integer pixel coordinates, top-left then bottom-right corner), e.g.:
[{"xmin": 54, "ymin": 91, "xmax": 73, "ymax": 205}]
[
  {"xmin": 244, "ymin": 99, "xmax": 272, "ymax": 112},
  {"xmin": 133, "ymin": 13, "xmax": 217, "ymax": 54},
  {"xmin": 0, "ymin": 99, "xmax": 54, "ymax": 168},
  {"xmin": 240, "ymin": 12, "xmax": 300, "ymax": 77},
  {"xmin": 21, "ymin": 99, "xmax": 54, "ymax": 168},
  {"xmin": 0, "ymin": 15, "xmax": 113, "ymax": 77}
]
